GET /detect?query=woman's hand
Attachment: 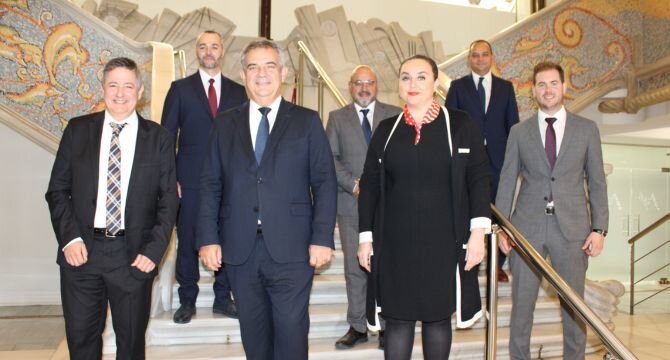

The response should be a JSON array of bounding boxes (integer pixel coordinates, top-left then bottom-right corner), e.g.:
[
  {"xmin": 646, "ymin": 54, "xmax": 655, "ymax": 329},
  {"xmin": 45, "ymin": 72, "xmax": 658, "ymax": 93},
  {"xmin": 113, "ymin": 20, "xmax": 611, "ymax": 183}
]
[
  {"xmin": 464, "ymin": 228, "xmax": 486, "ymax": 271},
  {"xmin": 357, "ymin": 242, "xmax": 373, "ymax": 272}
]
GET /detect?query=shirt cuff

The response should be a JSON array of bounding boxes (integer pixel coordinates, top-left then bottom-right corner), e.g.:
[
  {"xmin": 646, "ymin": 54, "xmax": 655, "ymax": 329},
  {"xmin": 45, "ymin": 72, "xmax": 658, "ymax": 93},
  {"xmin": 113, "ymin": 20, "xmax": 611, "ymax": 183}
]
[
  {"xmin": 359, "ymin": 231, "xmax": 373, "ymax": 244},
  {"xmin": 62, "ymin": 237, "xmax": 83, "ymax": 251},
  {"xmin": 470, "ymin": 217, "xmax": 492, "ymax": 234}
]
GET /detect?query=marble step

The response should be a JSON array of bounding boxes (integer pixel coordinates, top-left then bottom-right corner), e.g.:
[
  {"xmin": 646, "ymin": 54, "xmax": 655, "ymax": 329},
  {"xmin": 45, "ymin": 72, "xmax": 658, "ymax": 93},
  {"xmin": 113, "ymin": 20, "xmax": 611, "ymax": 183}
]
[
  {"xmin": 105, "ymin": 323, "xmax": 604, "ymax": 359},
  {"xmin": 145, "ymin": 296, "xmax": 562, "ymax": 347},
  {"xmin": 171, "ymin": 273, "xmax": 527, "ymax": 309}
]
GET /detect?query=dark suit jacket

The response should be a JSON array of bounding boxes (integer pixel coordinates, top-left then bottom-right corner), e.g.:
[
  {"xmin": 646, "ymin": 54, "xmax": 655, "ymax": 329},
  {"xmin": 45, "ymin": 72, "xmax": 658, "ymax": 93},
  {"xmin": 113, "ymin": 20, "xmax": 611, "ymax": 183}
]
[
  {"xmin": 446, "ymin": 74, "xmax": 519, "ymax": 199},
  {"xmin": 359, "ymin": 107, "xmax": 490, "ymax": 326},
  {"xmin": 197, "ymin": 99, "xmax": 337, "ymax": 265},
  {"xmin": 161, "ymin": 72, "xmax": 247, "ymax": 189},
  {"xmin": 45, "ymin": 111, "xmax": 178, "ymax": 277}
]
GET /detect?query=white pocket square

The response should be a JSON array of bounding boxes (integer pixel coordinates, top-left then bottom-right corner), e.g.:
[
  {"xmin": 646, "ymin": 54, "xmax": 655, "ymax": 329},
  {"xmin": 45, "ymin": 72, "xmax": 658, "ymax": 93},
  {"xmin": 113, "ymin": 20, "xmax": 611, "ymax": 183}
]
[{"xmin": 458, "ymin": 148, "xmax": 470, "ymax": 153}]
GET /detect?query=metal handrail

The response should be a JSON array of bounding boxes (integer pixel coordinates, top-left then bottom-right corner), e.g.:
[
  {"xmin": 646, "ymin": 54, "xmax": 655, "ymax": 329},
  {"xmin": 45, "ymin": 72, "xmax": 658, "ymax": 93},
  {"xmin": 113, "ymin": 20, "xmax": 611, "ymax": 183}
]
[
  {"xmin": 175, "ymin": 50, "xmax": 187, "ymax": 79},
  {"xmin": 628, "ymin": 212, "xmax": 670, "ymax": 314},
  {"xmin": 295, "ymin": 40, "xmax": 347, "ymax": 118},
  {"xmin": 489, "ymin": 204, "xmax": 637, "ymax": 360}
]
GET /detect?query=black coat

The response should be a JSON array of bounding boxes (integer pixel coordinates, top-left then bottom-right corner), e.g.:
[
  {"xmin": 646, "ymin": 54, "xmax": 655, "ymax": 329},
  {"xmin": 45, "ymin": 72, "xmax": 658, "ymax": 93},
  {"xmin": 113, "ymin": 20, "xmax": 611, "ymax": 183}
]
[{"xmin": 358, "ymin": 107, "xmax": 490, "ymax": 326}]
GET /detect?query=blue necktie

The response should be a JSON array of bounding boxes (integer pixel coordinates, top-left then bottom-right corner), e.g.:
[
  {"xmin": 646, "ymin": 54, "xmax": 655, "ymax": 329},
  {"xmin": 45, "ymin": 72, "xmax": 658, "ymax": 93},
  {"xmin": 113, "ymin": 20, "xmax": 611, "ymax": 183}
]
[
  {"xmin": 361, "ymin": 109, "xmax": 372, "ymax": 144},
  {"xmin": 255, "ymin": 107, "xmax": 271, "ymax": 164},
  {"xmin": 478, "ymin": 76, "xmax": 486, "ymax": 113}
]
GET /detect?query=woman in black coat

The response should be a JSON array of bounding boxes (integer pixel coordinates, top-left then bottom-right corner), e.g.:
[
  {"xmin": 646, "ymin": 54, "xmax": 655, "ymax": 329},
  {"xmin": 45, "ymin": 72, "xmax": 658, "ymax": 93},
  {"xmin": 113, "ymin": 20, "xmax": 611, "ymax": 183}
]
[{"xmin": 357, "ymin": 55, "xmax": 491, "ymax": 359}]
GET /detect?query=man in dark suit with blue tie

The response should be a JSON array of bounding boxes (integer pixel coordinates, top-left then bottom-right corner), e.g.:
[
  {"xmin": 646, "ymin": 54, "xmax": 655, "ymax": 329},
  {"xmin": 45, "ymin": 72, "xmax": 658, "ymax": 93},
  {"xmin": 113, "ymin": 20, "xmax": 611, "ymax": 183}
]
[
  {"xmin": 162, "ymin": 31, "xmax": 247, "ymax": 323},
  {"xmin": 198, "ymin": 39, "xmax": 337, "ymax": 360},
  {"xmin": 446, "ymin": 40, "xmax": 519, "ymax": 281}
]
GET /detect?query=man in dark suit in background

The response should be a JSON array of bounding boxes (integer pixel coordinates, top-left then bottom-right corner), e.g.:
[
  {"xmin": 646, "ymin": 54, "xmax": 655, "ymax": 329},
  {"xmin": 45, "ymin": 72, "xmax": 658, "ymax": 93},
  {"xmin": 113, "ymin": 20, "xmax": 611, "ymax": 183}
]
[
  {"xmin": 161, "ymin": 30, "xmax": 247, "ymax": 324},
  {"xmin": 198, "ymin": 39, "xmax": 337, "ymax": 360},
  {"xmin": 326, "ymin": 65, "xmax": 400, "ymax": 349},
  {"xmin": 46, "ymin": 57, "xmax": 178, "ymax": 359},
  {"xmin": 446, "ymin": 39, "xmax": 519, "ymax": 282}
]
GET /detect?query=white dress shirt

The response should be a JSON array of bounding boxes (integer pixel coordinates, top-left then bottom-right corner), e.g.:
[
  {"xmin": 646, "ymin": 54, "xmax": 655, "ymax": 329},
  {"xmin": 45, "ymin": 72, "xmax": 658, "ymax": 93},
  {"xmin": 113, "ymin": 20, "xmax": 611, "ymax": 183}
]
[
  {"xmin": 64, "ymin": 111, "xmax": 138, "ymax": 250},
  {"xmin": 199, "ymin": 69, "xmax": 221, "ymax": 108},
  {"xmin": 250, "ymin": 96, "xmax": 282, "ymax": 150},
  {"xmin": 471, "ymin": 71, "xmax": 492, "ymax": 112},
  {"xmin": 538, "ymin": 105, "xmax": 567, "ymax": 156}
]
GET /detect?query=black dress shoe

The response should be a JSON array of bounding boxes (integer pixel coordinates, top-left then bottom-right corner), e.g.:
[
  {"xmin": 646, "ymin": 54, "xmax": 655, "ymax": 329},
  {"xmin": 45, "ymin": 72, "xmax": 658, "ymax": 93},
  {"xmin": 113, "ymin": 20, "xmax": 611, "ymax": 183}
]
[
  {"xmin": 378, "ymin": 330, "xmax": 384, "ymax": 349},
  {"xmin": 213, "ymin": 294, "xmax": 238, "ymax": 319},
  {"xmin": 335, "ymin": 327, "xmax": 368, "ymax": 349},
  {"xmin": 173, "ymin": 303, "xmax": 196, "ymax": 324}
]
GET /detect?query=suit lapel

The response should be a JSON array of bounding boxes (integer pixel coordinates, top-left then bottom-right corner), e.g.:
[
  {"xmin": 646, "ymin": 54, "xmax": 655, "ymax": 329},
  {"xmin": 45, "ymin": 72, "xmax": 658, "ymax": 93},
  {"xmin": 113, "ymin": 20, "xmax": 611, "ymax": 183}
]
[
  {"xmin": 126, "ymin": 113, "xmax": 148, "ymax": 202},
  {"xmin": 488, "ymin": 75, "xmax": 503, "ymax": 116},
  {"xmin": 261, "ymin": 99, "xmax": 291, "ymax": 165},
  {"xmin": 88, "ymin": 113, "xmax": 104, "ymax": 190},
  {"xmin": 348, "ymin": 104, "xmax": 367, "ymax": 145},
  {"xmin": 464, "ymin": 77, "xmax": 486, "ymax": 117},
  {"xmin": 189, "ymin": 72, "xmax": 213, "ymax": 119},
  {"xmin": 528, "ymin": 117, "xmax": 551, "ymax": 170},
  {"xmin": 556, "ymin": 113, "xmax": 575, "ymax": 166},
  {"xmin": 234, "ymin": 102, "xmax": 257, "ymax": 170}
]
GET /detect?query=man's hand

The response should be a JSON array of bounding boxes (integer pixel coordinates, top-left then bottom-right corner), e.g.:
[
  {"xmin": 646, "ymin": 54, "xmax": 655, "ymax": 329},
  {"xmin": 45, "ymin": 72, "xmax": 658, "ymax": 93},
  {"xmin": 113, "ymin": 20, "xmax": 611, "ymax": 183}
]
[
  {"xmin": 131, "ymin": 254, "xmax": 156, "ymax": 273},
  {"xmin": 582, "ymin": 232, "xmax": 604, "ymax": 257},
  {"xmin": 497, "ymin": 229, "xmax": 515, "ymax": 255},
  {"xmin": 353, "ymin": 179, "xmax": 360, "ymax": 199},
  {"xmin": 464, "ymin": 228, "xmax": 486, "ymax": 271},
  {"xmin": 309, "ymin": 245, "xmax": 333, "ymax": 268},
  {"xmin": 63, "ymin": 242, "xmax": 88, "ymax": 267},
  {"xmin": 177, "ymin": 181, "xmax": 182, "ymax": 199},
  {"xmin": 199, "ymin": 244, "xmax": 222, "ymax": 271},
  {"xmin": 357, "ymin": 242, "xmax": 373, "ymax": 272}
]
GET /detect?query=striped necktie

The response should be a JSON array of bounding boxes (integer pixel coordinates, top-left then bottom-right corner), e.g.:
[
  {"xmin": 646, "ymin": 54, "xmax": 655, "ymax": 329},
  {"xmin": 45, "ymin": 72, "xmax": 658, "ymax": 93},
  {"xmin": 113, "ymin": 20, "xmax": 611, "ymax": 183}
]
[{"xmin": 106, "ymin": 122, "xmax": 126, "ymax": 235}]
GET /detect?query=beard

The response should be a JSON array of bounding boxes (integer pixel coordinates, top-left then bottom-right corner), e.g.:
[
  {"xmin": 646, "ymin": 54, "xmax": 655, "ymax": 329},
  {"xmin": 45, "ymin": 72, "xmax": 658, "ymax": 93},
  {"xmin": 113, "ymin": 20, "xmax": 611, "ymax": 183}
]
[{"xmin": 354, "ymin": 91, "xmax": 373, "ymax": 107}]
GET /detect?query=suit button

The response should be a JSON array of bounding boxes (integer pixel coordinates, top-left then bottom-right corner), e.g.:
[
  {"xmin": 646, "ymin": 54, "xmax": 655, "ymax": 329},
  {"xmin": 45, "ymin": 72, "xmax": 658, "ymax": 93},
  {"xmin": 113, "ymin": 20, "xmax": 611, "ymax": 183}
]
[
  {"xmin": 257, "ymin": 178, "xmax": 263, "ymax": 184},
  {"xmin": 551, "ymin": 177, "xmax": 555, "ymax": 181},
  {"xmin": 543, "ymin": 197, "xmax": 548, "ymax": 201},
  {"xmin": 253, "ymin": 207, "xmax": 258, "ymax": 213}
]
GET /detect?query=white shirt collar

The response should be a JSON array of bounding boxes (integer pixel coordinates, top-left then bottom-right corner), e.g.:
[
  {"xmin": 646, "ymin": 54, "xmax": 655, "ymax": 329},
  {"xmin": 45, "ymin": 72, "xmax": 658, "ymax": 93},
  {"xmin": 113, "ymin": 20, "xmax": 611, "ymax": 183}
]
[
  {"xmin": 354, "ymin": 101, "xmax": 376, "ymax": 123},
  {"xmin": 104, "ymin": 110, "xmax": 138, "ymax": 128},
  {"xmin": 471, "ymin": 71, "xmax": 492, "ymax": 85},
  {"xmin": 199, "ymin": 69, "xmax": 221, "ymax": 86}
]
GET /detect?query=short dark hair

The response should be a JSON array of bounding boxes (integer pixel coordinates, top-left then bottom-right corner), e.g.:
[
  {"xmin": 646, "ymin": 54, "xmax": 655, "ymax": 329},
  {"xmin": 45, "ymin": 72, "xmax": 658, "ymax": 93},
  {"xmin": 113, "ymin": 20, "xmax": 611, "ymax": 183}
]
[
  {"xmin": 399, "ymin": 55, "xmax": 438, "ymax": 81},
  {"xmin": 197, "ymin": 30, "xmax": 223, "ymax": 44},
  {"xmin": 102, "ymin": 57, "xmax": 141, "ymax": 86},
  {"xmin": 533, "ymin": 61, "xmax": 564, "ymax": 84},
  {"xmin": 240, "ymin": 39, "xmax": 285, "ymax": 67},
  {"xmin": 469, "ymin": 39, "xmax": 493, "ymax": 55}
]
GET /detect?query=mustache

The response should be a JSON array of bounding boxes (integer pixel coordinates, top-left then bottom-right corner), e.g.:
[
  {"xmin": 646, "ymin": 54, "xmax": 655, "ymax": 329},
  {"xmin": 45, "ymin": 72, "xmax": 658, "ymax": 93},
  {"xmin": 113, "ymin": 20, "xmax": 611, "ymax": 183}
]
[{"xmin": 357, "ymin": 90, "xmax": 371, "ymax": 97}]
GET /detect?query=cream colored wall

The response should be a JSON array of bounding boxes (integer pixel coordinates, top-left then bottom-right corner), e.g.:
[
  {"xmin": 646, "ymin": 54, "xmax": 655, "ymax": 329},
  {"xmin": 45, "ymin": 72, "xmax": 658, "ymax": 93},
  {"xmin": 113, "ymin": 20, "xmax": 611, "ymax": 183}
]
[
  {"xmin": 71, "ymin": 0, "xmax": 516, "ymax": 55},
  {"xmin": 0, "ymin": 122, "xmax": 60, "ymax": 305}
]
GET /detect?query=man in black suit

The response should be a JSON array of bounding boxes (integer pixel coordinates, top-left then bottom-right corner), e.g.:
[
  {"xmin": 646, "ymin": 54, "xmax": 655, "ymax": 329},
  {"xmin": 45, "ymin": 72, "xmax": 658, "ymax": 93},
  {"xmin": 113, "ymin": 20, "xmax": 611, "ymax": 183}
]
[
  {"xmin": 46, "ymin": 57, "xmax": 178, "ymax": 359},
  {"xmin": 198, "ymin": 39, "xmax": 337, "ymax": 360},
  {"xmin": 161, "ymin": 30, "xmax": 247, "ymax": 323},
  {"xmin": 446, "ymin": 40, "xmax": 519, "ymax": 281}
]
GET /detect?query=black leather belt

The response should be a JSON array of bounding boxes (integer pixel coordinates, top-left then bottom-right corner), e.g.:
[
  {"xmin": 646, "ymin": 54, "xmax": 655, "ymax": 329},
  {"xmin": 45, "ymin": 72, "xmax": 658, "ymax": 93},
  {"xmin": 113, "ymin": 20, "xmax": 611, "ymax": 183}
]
[
  {"xmin": 544, "ymin": 205, "xmax": 555, "ymax": 215},
  {"xmin": 93, "ymin": 228, "xmax": 125, "ymax": 237},
  {"xmin": 256, "ymin": 225, "xmax": 263, "ymax": 235}
]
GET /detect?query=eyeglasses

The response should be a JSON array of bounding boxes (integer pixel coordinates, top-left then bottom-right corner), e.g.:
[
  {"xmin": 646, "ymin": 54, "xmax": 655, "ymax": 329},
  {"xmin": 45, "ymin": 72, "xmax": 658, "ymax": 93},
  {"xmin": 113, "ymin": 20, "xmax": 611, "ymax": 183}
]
[{"xmin": 351, "ymin": 80, "xmax": 376, "ymax": 86}]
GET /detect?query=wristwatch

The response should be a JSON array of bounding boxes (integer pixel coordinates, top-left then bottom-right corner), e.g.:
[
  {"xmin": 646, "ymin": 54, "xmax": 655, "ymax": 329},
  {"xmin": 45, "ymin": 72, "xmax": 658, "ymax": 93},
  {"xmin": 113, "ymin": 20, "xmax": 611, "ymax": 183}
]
[{"xmin": 592, "ymin": 229, "xmax": 607, "ymax": 237}]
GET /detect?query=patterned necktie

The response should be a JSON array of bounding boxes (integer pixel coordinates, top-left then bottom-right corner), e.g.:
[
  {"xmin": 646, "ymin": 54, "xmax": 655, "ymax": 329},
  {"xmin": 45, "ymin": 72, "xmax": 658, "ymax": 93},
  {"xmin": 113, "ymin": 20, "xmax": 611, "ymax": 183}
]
[
  {"xmin": 545, "ymin": 117, "xmax": 557, "ymax": 169},
  {"xmin": 360, "ymin": 109, "xmax": 372, "ymax": 144},
  {"xmin": 208, "ymin": 78, "xmax": 218, "ymax": 117},
  {"xmin": 477, "ymin": 76, "xmax": 486, "ymax": 113},
  {"xmin": 106, "ymin": 122, "xmax": 126, "ymax": 235},
  {"xmin": 255, "ymin": 107, "xmax": 271, "ymax": 164}
]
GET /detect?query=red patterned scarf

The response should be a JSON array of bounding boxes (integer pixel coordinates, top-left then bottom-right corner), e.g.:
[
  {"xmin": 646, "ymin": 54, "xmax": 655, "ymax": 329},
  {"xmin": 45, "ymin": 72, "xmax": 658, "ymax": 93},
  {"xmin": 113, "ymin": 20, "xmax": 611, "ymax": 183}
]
[{"xmin": 403, "ymin": 101, "xmax": 441, "ymax": 145}]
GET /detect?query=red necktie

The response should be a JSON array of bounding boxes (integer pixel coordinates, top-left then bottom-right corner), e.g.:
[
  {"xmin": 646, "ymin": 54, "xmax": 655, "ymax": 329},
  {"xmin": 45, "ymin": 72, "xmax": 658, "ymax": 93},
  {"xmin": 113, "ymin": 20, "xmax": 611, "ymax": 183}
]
[{"xmin": 208, "ymin": 78, "xmax": 218, "ymax": 117}]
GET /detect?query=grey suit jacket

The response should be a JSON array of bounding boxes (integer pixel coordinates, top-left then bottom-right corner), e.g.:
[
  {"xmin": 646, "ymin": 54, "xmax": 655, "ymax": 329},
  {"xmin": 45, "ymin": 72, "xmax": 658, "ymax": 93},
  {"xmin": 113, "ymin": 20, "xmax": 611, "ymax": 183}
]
[
  {"xmin": 326, "ymin": 101, "xmax": 401, "ymax": 217},
  {"xmin": 495, "ymin": 112, "xmax": 608, "ymax": 241}
]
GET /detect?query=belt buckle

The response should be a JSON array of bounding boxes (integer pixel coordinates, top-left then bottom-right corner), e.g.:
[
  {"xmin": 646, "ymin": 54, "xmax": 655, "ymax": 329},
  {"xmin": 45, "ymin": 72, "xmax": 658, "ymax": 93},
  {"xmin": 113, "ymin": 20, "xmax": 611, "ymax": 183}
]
[{"xmin": 544, "ymin": 205, "xmax": 554, "ymax": 215}]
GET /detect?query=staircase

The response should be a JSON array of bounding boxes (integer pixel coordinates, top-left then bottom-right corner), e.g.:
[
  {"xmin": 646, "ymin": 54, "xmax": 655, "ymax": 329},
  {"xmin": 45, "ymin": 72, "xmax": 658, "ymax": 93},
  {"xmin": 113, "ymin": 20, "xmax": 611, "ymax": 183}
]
[{"xmin": 100, "ymin": 227, "xmax": 614, "ymax": 359}]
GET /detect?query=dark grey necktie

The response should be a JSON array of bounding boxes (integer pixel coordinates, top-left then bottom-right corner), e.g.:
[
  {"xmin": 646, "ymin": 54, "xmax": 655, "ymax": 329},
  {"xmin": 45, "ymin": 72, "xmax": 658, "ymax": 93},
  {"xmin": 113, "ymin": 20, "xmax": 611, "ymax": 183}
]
[
  {"xmin": 255, "ymin": 107, "xmax": 271, "ymax": 164},
  {"xmin": 361, "ymin": 109, "xmax": 372, "ymax": 144},
  {"xmin": 545, "ymin": 117, "xmax": 557, "ymax": 169}
]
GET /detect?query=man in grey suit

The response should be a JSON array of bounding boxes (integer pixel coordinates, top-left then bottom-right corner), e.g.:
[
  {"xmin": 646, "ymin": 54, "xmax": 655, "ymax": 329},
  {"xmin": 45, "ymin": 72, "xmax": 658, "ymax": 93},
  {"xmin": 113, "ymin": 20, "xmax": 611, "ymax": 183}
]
[
  {"xmin": 496, "ymin": 62, "xmax": 608, "ymax": 360},
  {"xmin": 326, "ymin": 65, "xmax": 401, "ymax": 349}
]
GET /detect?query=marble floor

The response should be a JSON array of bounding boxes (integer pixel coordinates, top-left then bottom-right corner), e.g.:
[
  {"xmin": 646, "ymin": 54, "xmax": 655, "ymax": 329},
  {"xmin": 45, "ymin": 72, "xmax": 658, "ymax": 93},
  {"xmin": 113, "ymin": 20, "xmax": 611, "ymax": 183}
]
[{"xmin": 0, "ymin": 291, "xmax": 667, "ymax": 360}]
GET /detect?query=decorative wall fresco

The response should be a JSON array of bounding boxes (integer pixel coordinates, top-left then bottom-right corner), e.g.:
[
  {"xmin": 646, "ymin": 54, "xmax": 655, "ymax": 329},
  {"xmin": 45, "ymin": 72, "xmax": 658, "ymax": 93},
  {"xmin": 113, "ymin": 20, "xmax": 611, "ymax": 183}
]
[
  {"xmin": 0, "ymin": 0, "xmax": 152, "ymax": 139},
  {"xmin": 442, "ymin": 0, "xmax": 670, "ymax": 120}
]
